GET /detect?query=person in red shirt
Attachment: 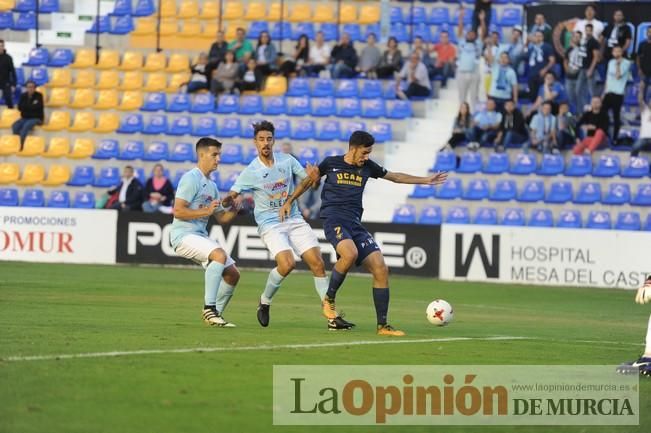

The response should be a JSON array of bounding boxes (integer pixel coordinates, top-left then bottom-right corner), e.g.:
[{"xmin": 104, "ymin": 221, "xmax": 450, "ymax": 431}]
[{"xmin": 431, "ymin": 31, "xmax": 457, "ymax": 88}]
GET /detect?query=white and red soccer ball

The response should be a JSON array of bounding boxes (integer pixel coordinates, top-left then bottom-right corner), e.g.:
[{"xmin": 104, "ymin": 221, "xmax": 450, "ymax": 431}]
[{"xmin": 426, "ymin": 299, "xmax": 454, "ymax": 326}]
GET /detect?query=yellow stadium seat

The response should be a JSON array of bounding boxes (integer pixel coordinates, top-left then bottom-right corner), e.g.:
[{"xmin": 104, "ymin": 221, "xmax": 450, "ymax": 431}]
[
  {"xmin": 96, "ymin": 50, "xmax": 120, "ymax": 70},
  {"xmin": 72, "ymin": 70, "xmax": 96, "ymax": 89},
  {"xmin": 225, "ymin": 23, "xmax": 242, "ymax": 41},
  {"xmin": 0, "ymin": 163, "xmax": 19, "ymax": 184},
  {"xmin": 143, "ymin": 52, "xmax": 167, "ymax": 72},
  {"xmin": 159, "ymin": 19, "xmax": 178, "ymax": 36},
  {"xmin": 41, "ymin": 111, "xmax": 70, "ymax": 131},
  {"xmin": 47, "ymin": 69, "xmax": 72, "ymax": 88},
  {"xmin": 288, "ymin": 4, "xmax": 311, "ymax": 23},
  {"xmin": 71, "ymin": 49, "xmax": 95, "ymax": 69},
  {"xmin": 167, "ymin": 73, "xmax": 190, "ymax": 93},
  {"xmin": 46, "ymin": 87, "xmax": 70, "ymax": 107},
  {"xmin": 178, "ymin": 0, "xmax": 199, "ymax": 19},
  {"xmin": 0, "ymin": 135, "xmax": 20, "ymax": 156},
  {"xmin": 42, "ymin": 165, "xmax": 71, "ymax": 186},
  {"xmin": 159, "ymin": 0, "xmax": 176, "ymax": 18},
  {"xmin": 339, "ymin": 4, "xmax": 357, "ymax": 24},
  {"xmin": 313, "ymin": 4, "xmax": 335, "ymax": 23},
  {"xmin": 144, "ymin": 73, "xmax": 168, "ymax": 92},
  {"xmin": 180, "ymin": 20, "xmax": 201, "ymax": 38},
  {"xmin": 17, "ymin": 136, "xmax": 45, "ymax": 157},
  {"xmin": 92, "ymin": 113, "xmax": 119, "ymax": 133},
  {"xmin": 267, "ymin": 3, "xmax": 281, "ymax": 21},
  {"xmin": 118, "ymin": 91, "xmax": 143, "ymax": 111},
  {"xmin": 43, "ymin": 137, "xmax": 70, "ymax": 158},
  {"xmin": 69, "ymin": 138, "xmax": 94, "ymax": 159},
  {"xmin": 68, "ymin": 112, "xmax": 96, "ymax": 132},
  {"xmin": 244, "ymin": 2, "xmax": 266, "ymax": 21},
  {"xmin": 119, "ymin": 71, "xmax": 144, "ymax": 91},
  {"xmin": 119, "ymin": 51, "xmax": 143, "ymax": 71},
  {"xmin": 223, "ymin": 2, "xmax": 243, "ymax": 20},
  {"xmin": 166, "ymin": 53, "xmax": 190, "ymax": 73},
  {"xmin": 132, "ymin": 17, "xmax": 156, "ymax": 36},
  {"xmin": 200, "ymin": 1, "xmax": 219, "ymax": 19},
  {"xmin": 16, "ymin": 164, "xmax": 45, "ymax": 185},
  {"xmin": 260, "ymin": 76, "xmax": 287, "ymax": 96},
  {"xmin": 358, "ymin": 4, "xmax": 380, "ymax": 25},
  {"xmin": 69, "ymin": 88, "xmax": 95, "ymax": 109},
  {"xmin": 94, "ymin": 90, "xmax": 119, "ymax": 110},
  {"xmin": 0, "ymin": 109, "xmax": 21, "ymax": 129},
  {"xmin": 201, "ymin": 22, "xmax": 219, "ymax": 39},
  {"xmin": 0, "ymin": 0, "xmax": 15, "ymax": 12},
  {"xmin": 96, "ymin": 70, "xmax": 120, "ymax": 90}
]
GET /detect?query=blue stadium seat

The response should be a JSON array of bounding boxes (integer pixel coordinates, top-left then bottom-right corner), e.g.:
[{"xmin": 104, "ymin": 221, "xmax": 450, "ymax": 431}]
[
  {"xmin": 517, "ymin": 180, "xmax": 544, "ymax": 202},
  {"xmin": 502, "ymin": 208, "xmax": 525, "ymax": 226},
  {"xmin": 286, "ymin": 78, "xmax": 310, "ymax": 97},
  {"xmin": 219, "ymin": 172, "xmax": 240, "ymax": 191},
  {"xmin": 14, "ymin": 0, "xmax": 36, "ymax": 11},
  {"xmin": 482, "ymin": 152, "xmax": 508, "ymax": 174},
  {"xmin": 242, "ymin": 147, "xmax": 257, "ymax": 165},
  {"xmin": 436, "ymin": 178, "xmax": 462, "ymax": 199},
  {"xmin": 263, "ymin": 96, "xmax": 287, "ymax": 115},
  {"xmin": 111, "ymin": 0, "xmax": 132, "ymax": 16},
  {"xmin": 449, "ymin": 8, "xmax": 471, "ymax": 26},
  {"xmin": 48, "ymin": 48, "xmax": 74, "ymax": 67},
  {"xmin": 171, "ymin": 169, "xmax": 188, "ymax": 188},
  {"xmin": 428, "ymin": 7, "xmax": 450, "ymax": 25},
  {"xmin": 133, "ymin": 0, "xmax": 155, "ymax": 16},
  {"xmin": 94, "ymin": 167, "xmax": 120, "ymax": 187},
  {"xmin": 557, "ymin": 210, "xmax": 582, "ymax": 228},
  {"xmin": 248, "ymin": 21, "xmax": 268, "ymax": 39},
  {"xmin": 565, "ymin": 155, "xmax": 592, "ymax": 177},
  {"xmin": 292, "ymin": 23, "xmax": 315, "ymax": 40},
  {"xmin": 141, "ymin": 92, "xmax": 167, "ymax": 112},
  {"xmin": 133, "ymin": 167, "xmax": 146, "ymax": 184},
  {"xmin": 490, "ymin": 179, "xmax": 517, "ymax": 201},
  {"xmin": 370, "ymin": 123, "xmax": 392, "ymax": 143},
  {"xmin": 592, "ymin": 155, "xmax": 620, "ymax": 177},
  {"xmin": 387, "ymin": 100, "xmax": 412, "ymax": 119},
  {"xmin": 323, "ymin": 148, "xmax": 344, "ymax": 158},
  {"xmin": 15, "ymin": 67, "xmax": 25, "ymax": 86},
  {"xmin": 110, "ymin": 15, "xmax": 134, "ymax": 34},
  {"xmin": 603, "ymin": 183, "xmax": 631, "ymax": 205},
  {"xmin": 13, "ymin": 12, "xmax": 36, "ymax": 30},
  {"xmin": 360, "ymin": 80, "xmax": 383, "ymax": 99},
  {"xmin": 0, "ymin": 12, "xmax": 12, "ymax": 30},
  {"xmin": 86, "ymin": 16, "xmax": 111, "ymax": 34},
  {"xmin": 217, "ymin": 118, "xmax": 241, "ymax": 138},
  {"xmin": 21, "ymin": 189, "xmax": 44, "ymax": 207},
  {"xmin": 143, "ymin": 115, "xmax": 169, "ymax": 135},
  {"xmin": 362, "ymin": 99, "xmax": 386, "ymax": 118},
  {"xmin": 143, "ymin": 141, "xmax": 169, "ymax": 161},
  {"xmin": 298, "ymin": 147, "xmax": 319, "ymax": 166},
  {"xmin": 573, "ymin": 182, "xmax": 601, "ymax": 204},
  {"xmin": 412, "ymin": 23, "xmax": 433, "ymax": 43},
  {"xmin": 509, "ymin": 153, "xmax": 536, "ymax": 175},
  {"xmin": 67, "ymin": 166, "xmax": 95, "ymax": 187},
  {"xmin": 118, "ymin": 140, "xmax": 145, "ymax": 160},
  {"xmin": 190, "ymin": 93, "xmax": 215, "ymax": 113},
  {"xmin": 632, "ymin": 184, "xmax": 651, "ymax": 206},
  {"xmin": 338, "ymin": 98, "xmax": 361, "ymax": 117},
  {"xmin": 474, "ymin": 207, "xmax": 498, "ymax": 225},
  {"xmin": 545, "ymin": 181, "xmax": 573, "ymax": 204},
  {"xmin": 167, "ymin": 93, "xmax": 191, "ymax": 112},
  {"xmin": 537, "ymin": 153, "xmax": 564, "ymax": 176},
  {"xmin": 270, "ymin": 22, "xmax": 291, "ymax": 40},
  {"xmin": 446, "ymin": 206, "xmax": 470, "ymax": 224},
  {"xmin": 93, "ymin": 139, "xmax": 119, "ymax": 159},
  {"xmin": 0, "ymin": 188, "xmax": 19, "ymax": 206},
  {"xmin": 24, "ymin": 48, "xmax": 48, "ymax": 66},
  {"xmin": 29, "ymin": 67, "xmax": 48, "ymax": 86},
  {"xmin": 192, "ymin": 116, "xmax": 217, "ymax": 136},
  {"xmin": 274, "ymin": 119, "xmax": 291, "ymax": 139},
  {"xmin": 343, "ymin": 24, "xmax": 362, "ymax": 42},
  {"xmin": 392, "ymin": 204, "xmax": 417, "ymax": 224},
  {"xmin": 291, "ymin": 120, "xmax": 316, "ymax": 140},
  {"xmin": 73, "ymin": 191, "xmax": 95, "ymax": 209},
  {"xmin": 117, "ymin": 113, "xmax": 144, "ymax": 134},
  {"xmin": 168, "ymin": 116, "xmax": 192, "ymax": 136},
  {"xmin": 457, "ymin": 151, "xmax": 482, "ymax": 173},
  {"xmin": 209, "ymin": 171, "xmax": 220, "ymax": 187},
  {"xmin": 383, "ymin": 84, "xmax": 397, "ymax": 100},
  {"xmin": 312, "ymin": 79, "xmax": 335, "ymax": 97},
  {"xmin": 498, "ymin": 8, "xmax": 522, "ymax": 26},
  {"xmin": 624, "ymin": 84, "xmax": 639, "ymax": 107},
  {"xmin": 419, "ymin": 205, "xmax": 442, "ymax": 225},
  {"xmin": 529, "ymin": 209, "xmax": 554, "ymax": 227},
  {"xmin": 621, "ymin": 156, "xmax": 650, "ymax": 178},
  {"xmin": 433, "ymin": 151, "xmax": 457, "ymax": 172},
  {"xmin": 48, "ymin": 190, "xmax": 70, "ymax": 208},
  {"xmin": 411, "ymin": 7, "xmax": 427, "ymax": 25},
  {"xmin": 312, "ymin": 97, "xmax": 336, "ymax": 117},
  {"xmin": 220, "ymin": 144, "xmax": 243, "ymax": 165},
  {"xmin": 409, "ymin": 184, "xmax": 436, "ymax": 199},
  {"xmin": 586, "ymin": 211, "xmax": 612, "ymax": 229},
  {"xmin": 168, "ymin": 142, "xmax": 194, "ymax": 162},
  {"xmin": 364, "ymin": 24, "xmax": 381, "ymax": 41},
  {"xmin": 320, "ymin": 23, "xmax": 338, "ymax": 42},
  {"xmin": 644, "ymin": 214, "xmax": 651, "ymax": 231},
  {"xmin": 463, "ymin": 179, "xmax": 489, "ymax": 200},
  {"xmin": 216, "ymin": 94, "xmax": 239, "ymax": 114},
  {"xmin": 390, "ymin": 23, "xmax": 409, "ymax": 43},
  {"xmin": 340, "ymin": 121, "xmax": 366, "ymax": 141},
  {"xmin": 287, "ymin": 96, "xmax": 311, "ymax": 116},
  {"xmin": 390, "ymin": 6, "xmax": 404, "ymax": 23},
  {"xmin": 239, "ymin": 95, "xmax": 263, "ymax": 114},
  {"xmin": 335, "ymin": 80, "xmax": 358, "ymax": 98},
  {"xmin": 615, "ymin": 211, "xmax": 641, "ymax": 231},
  {"xmin": 316, "ymin": 120, "xmax": 341, "ymax": 141}
]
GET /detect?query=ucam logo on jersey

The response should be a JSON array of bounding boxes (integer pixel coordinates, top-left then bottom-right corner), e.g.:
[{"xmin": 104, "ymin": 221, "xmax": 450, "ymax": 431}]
[{"xmin": 440, "ymin": 225, "xmax": 651, "ymax": 289}]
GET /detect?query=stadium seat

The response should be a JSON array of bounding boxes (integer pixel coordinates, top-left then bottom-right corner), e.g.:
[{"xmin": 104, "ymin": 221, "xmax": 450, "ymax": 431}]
[
  {"xmin": 316, "ymin": 120, "xmax": 341, "ymax": 141},
  {"xmin": 14, "ymin": 0, "xmax": 35, "ymax": 12},
  {"xmin": 338, "ymin": 4, "xmax": 357, "ymax": 24},
  {"xmin": 110, "ymin": 15, "xmax": 134, "ymax": 34},
  {"xmin": 311, "ymin": 79, "xmax": 335, "ymax": 97},
  {"xmin": 219, "ymin": 144, "xmax": 243, "ymax": 165},
  {"xmin": 118, "ymin": 140, "xmax": 145, "ymax": 160},
  {"xmin": 260, "ymin": 76, "xmax": 287, "ymax": 96},
  {"xmin": 39, "ymin": 0, "xmax": 59, "ymax": 13},
  {"xmin": 573, "ymin": 182, "xmax": 601, "ymax": 204},
  {"xmin": 219, "ymin": 171, "xmax": 240, "ymax": 191},
  {"xmin": 199, "ymin": 0, "xmax": 219, "ymax": 19},
  {"xmin": 118, "ymin": 70, "xmax": 143, "ymax": 89},
  {"xmin": 632, "ymin": 184, "xmax": 651, "ymax": 206},
  {"xmin": 95, "ymin": 70, "xmax": 119, "ymax": 90},
  {"xmin": 498, "ymin": 8, "xmax": 522, "ymax": 26},
  {"xmin": 274, "ymin": 119, "xmax": 291, "ymax": 139},
  {"xmin": 0, "ymin": 163, "xmax": 19, "ymax": 184},
  {"xmin": 244, "ymin": 2, "xmax": 266, "ymax": 20},
  {"xmin": 117, "ymin": 113, "xmax": 144, "ymax": 134},
  {"xmin": 392, "ymin": 204, "xmax": 417, "ymax": 224},
  {"xmin": 93, "ymin": 113, "xmax": 119, "ymax": 133},
  {"xmin": 502, "ymin": 208, "xmax": 525, "ymax": 226},
  {"xmin": 24, "ymin": 47, "xmax": 48, "ymax": 66},
  {"xmin": 263, "ymin": 96, "xmax": 287, "ymax": 115},
  {"xmin": 586, "ymin": 211, "xmax": 611, "ymax": 229},
  {"xmin": 338, "ymin": 98, "xmax": 361, "ymax": 117},
  {"xmin": 436, "ymin": 178, "xmax": 462, "ymax": 200},
  {"xmin": 67, "ymin": 166, "xmax": 95, "ymax": 187},
  {"xmin": 71, "ymin": 70, "xmax": 96, "ymax": 89},
  {"xmin": 565, "ymin": 155, "xmax": 592, "ymax": 177},
  {"xmin": 445, "ymin": 206, "xmax": 470, "ymax": 224},
  {"xmin": 0, "ymin": 12, "xmax": 12, "ymax": 30},
  {"xmin": 94, "ymin": 167, "xmax": 120, "ymax": 187},
  {"xmin": 358, "ymin": 4, "xmax": 380, "ymax": 25},
  {"xmin": 247, "ymin": 21, "xmax": 268, "ymax": 39},
  {"xmin": 178, "ymin": 0, "xmax": 199, "ymax": 18},
  {"xmin": 94, "ymin": 89, "xmax": 118, "ymax": 110},
  {"xmin": 621, "ymin": 156, "xmax": 649, "ymax": 178},
  {"xmin": 96, "ymin": 50, "xmax": 119, "ymax": 70},
  {"xmin": 144, "ymin": 141, "xmax": 170, "ymax": 161},
  {"xmin": 592, "ymin": 155, "xmax": 620, "ymax": 177},
  {"xmin": 21, "ymin": 189, "xmax": 44, "ymax": 207},
  {"xmin": 168, "ymin": 142, "xmax": 194, "ymax": 162},
  {"xmin": 603, "ymin": 183, "xmax": 631, "ymax": 205},
  {"xmin": 473, "ymin": 207, "xmax": 498, "ymax": 225},
  {"xmin": 143, "ymin": 115, "xmax": 169, "ymax": 135},
  {"xmin": 545, "ymin": 181, "xmax": 573, "ymax": 204},
  {"xmin": 362, "ymin": 99, "xmax": 386, "ymax": 119},
  {"xmin": 73, "ymin": 191, "xmax": 95, "ymax": 208},
  {"xmin": 418, "ymin": 205, "xmax": 442, "ymax": 225},
  {"xmin": 167, "ymin": 93, "xmax": 191, "ymax": 113},
  {"xmin": 144, "ymin": 73, "xmax": 168, "ymax": 93},
  {"xmin": 117, "ymin": 91, "xmax": 143, "ymax": 112},
  {"xmin": 190, "ymin": 93, "xmax": 215, "ymax": 113},
  {"xmin": 343, "ymin": 23, "xmax": 362, "ymax": 42},
  {"xmin": 217, "ymin": 118, "xmax": 241, "ymax": 138},
  {"xmin": 336, "ymin": 80, "xmax": 358, "ymax": 98},
  {"xmin": 133, "ymin": 0, "xmax": 155, "ymax": 16},
  {"xmin": 432, "ymin": 151, "xmax": 457, "ymax": 172},
  {"xmin": 216, "ymin": 94, "xmax": 239, "ymax": 114},
  {"xmin": 69, "ymin": 138, "xmax": 94, "ymax": 159},
  {"xmin": 481, "ymin": 152, "xmax": 508, "ymax": 174},
  {"xmin": 288, "ymin": 96, "xmax": 311, "ymax": 116},
  {"xmin": 42, "ymin": 137, "xmax": 68, "ymax": 158},
  {"xmin": 16, "ymin": 136, "xmax": 45, "ymax": 158},
  {"xmin": 463, "ymin": 179, "xmax": 489, "ymax": 200},
  {"xmin": 428, "ymin": 7, "xmax": 450, "ymax": 25},
  {"xmin": 387, "ymin": 100, "xmax": 412, "ymax": 119},
  {"xmin": 490, "ymin": 181, "xmax": 515, "ymax": 205},
  {"xmin": 359, "ymin": 81, "xmax": 383, "ymax": 100},
  {"xmin": 29, "ymin": 67, "xmax": 48, "ymax": 86},
  {"xmin": 370, "ymin": 123, "xmax": 392, "ymax": 143},
  {"xmin": 644, "ymin": 214, "xmax": 651, "ymax": 231},
  {"xmin": 518, "ymin": 180, "xmax": 544, "ymax": 202},
  {"xmin": 241, "ymin": 146, "xmax": 258, "ymax": 165},
  {"xmin": 0, "ymin": 134, "xmax": 19, "ymax": 155},
  {"xmin": 298, "ymin": 147, "xmax": 319, "ymax": 166},
  {"xmin": 529, "ymin": 209, "xmax": 554, "ymax": 227},
  {"xmin": 68, "ymin": 88, "xmax": 94, "ymax": 109},
  {"xmin": 119, "ymin": 51, "xmax": 143, "ymax": 71},
  {"xmin": 457, "ymin": 152, "xmax": 482, "ymax": 173},
  {"xmin": 290, "ymin": 120, "xmax": 316, "ymax": 141},
  {"xmin": 509, "ymin": 153, "xmax": 536, "ymax": 175},
  {"xmin": 615, "ymin": 211, "xmax": 641, "ymax": 231},
  {"xmin": 0, "ymin": 109, "xmax": 20, "ymax": 129},
  {"xmin": 0, "ymin": 187, "xmax": 18, "ymax": 206},
  {"xmin": 48, "ymin": 48, "xmax": 73, "ymax": 67},
  {"xmin": 166, "ymin": 54, "xmax": 190, "ymax": 73},
  {"xmin": 47, "ymin": 190, "xmax": 70, "ymax": 208},
  {"xmin": 143, "ymin": 52, "xmax": 167, "ymax": 72},
  {"xmin": 537, "ymin": 153, "xmax": 564, "ymax": 176},
  {"xmin": 312, "ymin": 97, "xmax": 336, "ymax": 117},
  {"xmin": 16, "ymin": 163, "xmax": 45, "ymax": 185},
  {"xmin": 409, "ymin": 184, "xmax": 435, "ymax": 199},
  {"xmin": 93, "ymin": 139, "xmax": 119, "ymax": 160},
  {"xmin": 556, "ymin": 210, "xmax": 582, "ymax": 228},
  {"xmin": 287, "ymin": 3, "xmax": 311, "ymax": 22},
  {"xmin": 313, "ymin": 4, "xmax": 335, "ymax": 23},
  {"xmin": 270, "ymin": 21, "xmax": 292, "ymax": 40},
  {"xmin": 168, "ymin": 116, "xmax": 193, "ymax": 136},
  {"xmin": 192, "ymin": 116, "xmax": 217, "ymax": 136},
  {"xmin": 86, "ymin": 15, "xmax": 111, "ymax": 34},
  {"xmin": 42, "ymin": 111, "xmax": 70, "ymax": 131},
  {"xmin": 286, "ymin": 78, "xmax": 310, "ymax": 97},
  {"xmin": 340, "ymin": 121, "xmax": 366, "ymax": 141},
  {"xmin": 46, "ymin": 69, "xmax": 71, "ymax": 88},
  {"xmin": 239, "ymin": 95, "xmax": 263, "ymax": 114},
  {"xmin": 13, "ymin": 11, "xmax": 36, "ymax": 30},
  {"xmin": 223, "ymin": 1, "xmax": 244, "ymax": 20},
  {"xmin": 71, "ymin": 49, "xmax": 95, "ymax": 69},
  {"xmin": 141, "ymin": 92, "xmax": 167, "ymax": 112}
]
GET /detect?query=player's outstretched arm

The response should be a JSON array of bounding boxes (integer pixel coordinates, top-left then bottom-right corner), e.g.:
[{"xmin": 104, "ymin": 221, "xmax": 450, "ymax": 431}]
[
  {"xmin": 383, "ymin": 171, "xmax": 448, "ymax": 185},
  {"xmin": 173, "ymin": 198, "xmax": 219, "ymax": 221},
  {"xmin": 220, "ymin": 190, "xmax": 239, "ymax": 209},
  {"xmin": 278, "ymin": 163, "xmax": 320, "ymax": 221}
]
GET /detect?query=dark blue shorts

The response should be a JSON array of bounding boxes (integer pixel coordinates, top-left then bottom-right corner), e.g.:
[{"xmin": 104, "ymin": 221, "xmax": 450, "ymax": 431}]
[{"xmin": 323, "ymin": 218, "xmax": 380, "ymax": 267}]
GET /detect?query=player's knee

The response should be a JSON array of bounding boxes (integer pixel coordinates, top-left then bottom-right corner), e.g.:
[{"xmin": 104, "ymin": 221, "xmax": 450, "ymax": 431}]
[
  {"xmin": 277, "ymin": 256, "xmax": 296, "ymax": 276},
  {"xmin": 209, "ymin": 248, "xmax": 227, "ymax": 264},
  {"xmin": 341, "ymin": 249, "xmax": 358, "ymax": 266},
  {"xmin": 223, "ymin": 266, "xmax": 240, "ymax": 286}
]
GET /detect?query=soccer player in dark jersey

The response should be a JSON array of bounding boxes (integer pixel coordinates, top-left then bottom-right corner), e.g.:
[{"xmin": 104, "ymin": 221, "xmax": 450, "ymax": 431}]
[{"xmin": 279, "ymin": 131, "xmax": 447, "ymax": 336}]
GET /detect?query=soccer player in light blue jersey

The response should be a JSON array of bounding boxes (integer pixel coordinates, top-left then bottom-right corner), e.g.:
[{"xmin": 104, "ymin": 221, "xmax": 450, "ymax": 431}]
[
  {"xmin": 222, "ymin": 121, "xmax": 353, "ymax": 330},
  {"xmin": 171, "ymin": 137, "xmax": 240, "ymax": 327}
]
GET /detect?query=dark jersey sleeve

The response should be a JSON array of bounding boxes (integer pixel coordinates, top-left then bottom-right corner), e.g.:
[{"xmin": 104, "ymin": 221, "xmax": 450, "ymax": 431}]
[
  {"xmin": 318, "ymin": 157, "xmax": 331, "ymax": 176},
  {"xmin": 367, "ymin": 159, "xmax": 388, "ymax": 179}
]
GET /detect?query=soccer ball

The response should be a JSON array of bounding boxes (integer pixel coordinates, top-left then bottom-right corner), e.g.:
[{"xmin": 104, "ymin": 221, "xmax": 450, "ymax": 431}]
[{"xmin": 426, "ymin": 299, "xmax": 454, "ymax": 326}]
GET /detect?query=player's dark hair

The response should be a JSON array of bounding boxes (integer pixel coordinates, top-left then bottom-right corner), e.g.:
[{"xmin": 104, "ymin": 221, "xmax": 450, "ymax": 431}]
[
  {"xmin": 253, "ymin": 120, "xmax": 275, "ymax": 137},
  {"xmin": 195, "ymin": 137, "xmax": 222, "ymax": 153},
  {"xmin": 349, "ymin": 130, "xmax": 375, "ymax": 148},
  {"xmin": 585, "ymin": 23, "xmax": 593, "ymax": 30},
  {"xmin": 542, "ymin": 100, "xmax": 553, "ymax": 107}
]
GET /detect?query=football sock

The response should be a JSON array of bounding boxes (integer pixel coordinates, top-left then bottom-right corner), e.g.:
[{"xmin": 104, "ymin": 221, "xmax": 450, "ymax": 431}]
[
  {"xmin": 373, "ymin": 287, "xmax": 390, "ymax": 326},
  {"xmin": 215, "ymin": 281, "xmax": 235, "ymax": 314},
  {"xmin": 261, "ymin": 267, "xmax": 284, "ymax": 304},
  {"xmin": 313, "ymin": 276, "xmax": 328, "ymax": 300},
  {"xmin": 325, "ymin": 269, "xmax": 347, "ymax": 300},
  {"xmin": 645, "ymin": 314, "xmax": 651, "ymax": 357},
  {"xmin": 204, "ymin": 261, "xmax": 225, "ymax": 307}
]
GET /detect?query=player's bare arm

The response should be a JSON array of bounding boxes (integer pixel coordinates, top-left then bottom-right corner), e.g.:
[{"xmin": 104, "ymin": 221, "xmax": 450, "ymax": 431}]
[
  {"xmin": 383, "ymin": 171, "xmax": 448, "ymax": 185},
  {"xmin": 173, "ymin": 197, "xmax": 219, "ymax": 220},
  {"xmin": 220, "ymin": 190, "xmax": 239, "ymax": 208},
  {"xmin": 279, "ymin": 174, "xmax": 314, "ymax": 221}
]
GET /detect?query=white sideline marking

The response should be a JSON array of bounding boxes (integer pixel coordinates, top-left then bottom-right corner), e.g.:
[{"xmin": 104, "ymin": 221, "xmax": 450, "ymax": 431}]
[{"xmin": 2, "ymin": 336, "xmax": 529, "ymax": 363}]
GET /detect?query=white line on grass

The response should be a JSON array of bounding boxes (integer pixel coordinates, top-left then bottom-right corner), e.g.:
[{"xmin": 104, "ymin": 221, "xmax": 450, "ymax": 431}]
[{"xmin": 2, "ymin": 336, "xmax": 529, "ymax": 363}]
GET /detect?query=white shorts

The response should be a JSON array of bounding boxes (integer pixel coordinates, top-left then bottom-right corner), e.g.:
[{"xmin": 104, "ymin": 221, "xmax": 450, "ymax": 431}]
[
  {"xmin": 174, "ymin": 234, "xmax": 236, "ymax": 269},
  {"xmin": 261, "ymin": 218, "xmax": 320, "ymax": 259}
]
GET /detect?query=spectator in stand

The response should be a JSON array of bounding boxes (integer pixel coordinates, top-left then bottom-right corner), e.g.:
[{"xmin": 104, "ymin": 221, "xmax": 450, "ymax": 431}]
[
  {"xmin": 485, "ymin": 51, "xmax": 518, "ymax": 113},
  {"xmin": 456, "ymin": 8, "xmax": 484, "ymax": 106},
  {"xmin": 495, "ymin": 99, "xmax": 528, "ymax": 152},
  {"xmin": 211, "ymin": 50, "xmax": 239, "ymax": 95},
  {"xmin": 580, "ymin": 24, "xmax": 601, "ymax": 103},
  {"xmin": 472, "ymin": 0, "xmax": 492, "ymax": 34},
  {"xmin": 106, "ymin": 165, "xmax": 143, "ymax": 211},
  {"xmin": 573, "ymin": 96, "xmax": 609, "ymax": 154},
  {"xmin": 431, "ymin": 31, "xmax": 456, "ymax": 88},
  {"xmin": 279, "ymin": 34, "xmax": 309, "ymax": 77},
  {"xmin": 446, "ymin": 102, "xmax": 474, "ymax": 149},
  {"xmin": 574, "ymin": 5, "xmax": 604, "ymax": 43},
  {"xmin": 187, "ymin": 52, "xmax": 209, "ymax": 93},
  {"xmin": 254, "ymin": 31, "xmax": 278, "ymax": 78},
  {"xmin": 142, "ymin": 164, "xmax": 175, "ymax": 213},
  {"xmin": 564, "ymin": 31, "xmax": 584, "ymax": 114},
  {"xmin": 527, "ymin": 30, "xmax": 555, "ymax": 101},
  {"xmin": 12, "ymin": 81, "xmax": 43, "ymax": 147},
  {"xmin": 637, "ymin": 26, "xmax": 651, "ymax": 99},
  {"xmin": 482, "ymin": 30, "xmax": 501, "ymax": 96},
  {"xmin": 395, "ymin": 52, "xmax": 431, "ymax": 100},
  {"xmin": 356, "ymin": 33, "xmax": 382, "ymax": 79},
  {"xmin": 412, "ymin": 36, "xmax": 435, "ymax": 78},
  {"xmin": 469, "ymin": 98, "xmax": 502, "ymax": 150},
  {"xmin": 601, "ymin": 10, "xmax": 632, "ymax": 62},
  {"xmin": 376, "ymin": 36, "xmax": 403, "ymax": 79},
  {"xmin": 306, "ymin": 31, "xmax": 330, "ymax": 77},
  {"xmin": 330, "ymin": 33, "xmax": 358, "ymax": 79},
  {"xmin": 527, "ymin": 71, "xmax": 567, "ymax": 117},
  {"xmin": 530, "ymin": 101, "xmax": 558, "ymax": 153},
  {"xmin": 504, "ymin": 26, "xmax": 525, "ymax": 75},
  {"xmin": 602, "ymin": 45, "xmax": 630, "ymax": 143},
  {"xmin": 228, "ymin": 27, "xmax": 255, "ymax": 62},
  {"xmin": 529, "ymin": 14, "xmax": 552, "ymax": 45},
  {"xmin": 556, "ymin": 102, "xmax": 577, "ymax": 150},
  {"xmin": 207, "ymin": 30, "xmax": 228, "ymax": 78},
  {"xmin": 238, "ymin": 58, "xmax": 263, "ymax": 92},
  {"xmin": 631, "ymin": 94, "xmax": 651, "ymax": 157},
  {"xmin": 0, "ymin": 39, "xmax": 17, "ymax": 108}
]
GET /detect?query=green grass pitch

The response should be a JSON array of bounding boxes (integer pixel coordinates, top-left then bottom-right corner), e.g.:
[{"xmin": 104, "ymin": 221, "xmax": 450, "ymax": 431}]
[{"xmin": 0, "ymin": 261, "xmax": 649, "ymax": 433}]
